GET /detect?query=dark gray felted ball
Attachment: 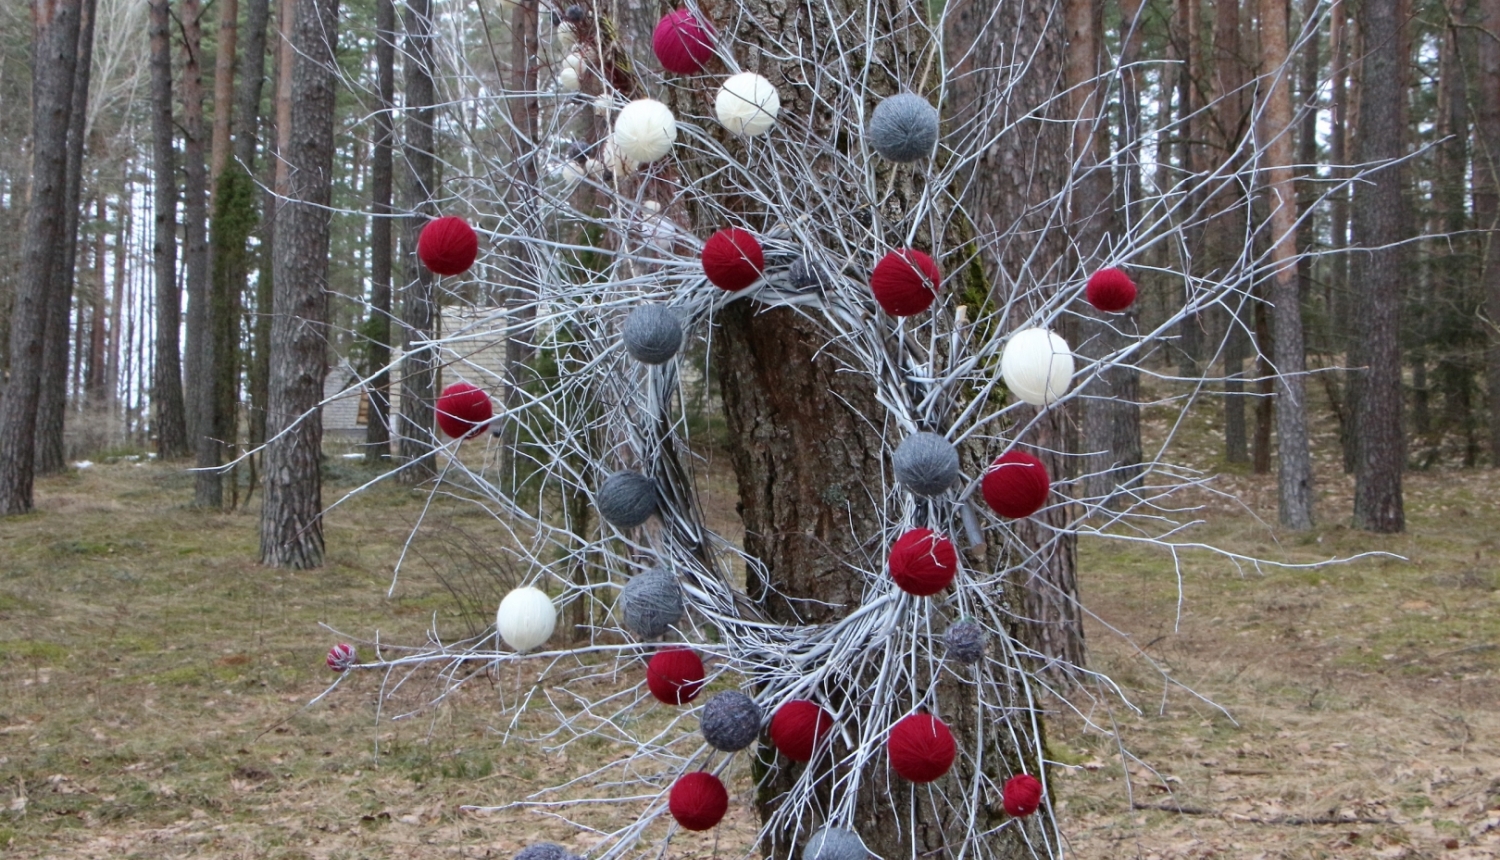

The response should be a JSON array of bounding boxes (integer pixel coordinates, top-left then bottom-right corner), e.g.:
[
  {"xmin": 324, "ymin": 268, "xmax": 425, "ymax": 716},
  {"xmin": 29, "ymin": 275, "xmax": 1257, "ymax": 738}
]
[
  {"xmin": 803, "ymin": 828, "xmax": 867, "ymax": 860},
  {"xmin": 869, "ymin": 93, "xmax": 939, "ymax": 163},
  {"xmin": 517, "ymin": 844, "xmax": 577, "ymax": 860},
  {"xmin": 945, "ymin": 619, "xmax": 986, "ymax": 664},
  {"xmin": 893, "ymin": 432, "xmax": 960, "ymax": 496},
  {"xmin": 619, "ymin": 567, "xmax": 682, "ymax": 638},
  {"xmin": 622, "ymin": 305, "xmax": 683, "ymax": 365},
  {"xmin": 700, "ymin": 690, "xmax": 763, "ymax": 752},
  {"xmin": 787, "ymin": 256, "xmax": 826, "ymax": 290},
  {"xmin": 598, "ymin": 470, "xmax": 658, "ymax": 529}
]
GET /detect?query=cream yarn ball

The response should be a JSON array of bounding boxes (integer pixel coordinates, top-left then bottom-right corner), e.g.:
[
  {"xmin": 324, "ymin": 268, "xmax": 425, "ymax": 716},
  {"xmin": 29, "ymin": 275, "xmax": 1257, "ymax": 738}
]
[
  {"xmin": 1000, "ymin": 328, "xmax": 1075, "ymax": 406},
  {"xmin": 496, "ymin": 586, "xmax": 558, "ymax": 652},
  {"xmin": 557, "ymin": 67, "xmax": 580, "ymax": 93},
  {"xmin": 715, "ymin": 72, "xmax": 779, "ymax": 137},
  {"xmin": 613, "ymin": 99, "xmax": 677, "ymax": 163}
]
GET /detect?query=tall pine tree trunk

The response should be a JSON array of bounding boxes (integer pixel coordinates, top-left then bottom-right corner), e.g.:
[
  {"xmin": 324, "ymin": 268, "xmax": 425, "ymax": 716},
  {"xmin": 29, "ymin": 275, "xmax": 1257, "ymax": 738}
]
[
  {"xmin": 364, "ymin": 0, "xmax": 395, "ymax": 464},
  {"xmin": 150, "ymin": 0, "xmax": 189, "ymax": 459},
  {"xmin": 182, "ymin": 0, "xmax": 222, "ymax": 507},
  {"xmin": 396, "ymin": 0, "xmax": 438, "ymax": 480},
  {"xmin": 1479, "ymin": 0, "xmax": 1500, "ymax": 464}
]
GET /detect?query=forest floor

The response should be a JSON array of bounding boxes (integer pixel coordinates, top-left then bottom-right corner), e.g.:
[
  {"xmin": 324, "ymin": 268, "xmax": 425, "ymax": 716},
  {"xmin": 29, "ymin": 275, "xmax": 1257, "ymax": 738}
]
[{"xmin": 1, "ymin": 431, "xmax": 1499, "ymax": 859}]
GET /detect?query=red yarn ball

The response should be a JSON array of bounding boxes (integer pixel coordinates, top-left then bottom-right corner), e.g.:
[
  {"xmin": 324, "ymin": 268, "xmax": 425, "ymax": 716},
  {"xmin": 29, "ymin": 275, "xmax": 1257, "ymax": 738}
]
[
  {"xmin": 1002, "ymin": 773, "xmax": 1043, "ymax": 817},
  {"xmin": 326, "ymin": 643, "xmax": 356, "ymax": 672},
  {"xmin": 435, "ymin": 382, "xmax": 493, "ymax": 439},
  {"xmin": 888, "ymin": 713, "xmax": 956, "ymax": 783},
  {"xmin": 647, "ymin": 647, "xmax": 706, "ymax": 705},
  {"xmin": 1085, "ymin": 267, "xmax": 1137, "ymax": 312},
  {"xmin": 887, "ymin": 529, "xmax": 958, "ymax": 597},
  {"xmin": 417, "ymin": 216, "xmax": 478, "ymax": 276},
  {"xmin": 769, "ymin": 700, "xmax": 832, "ymax": 762},
  {"xmin": 652, "ymin": 9, "xmax": 714, "ymax": 75},
  {"xmin": 669, "ymin": 771, "xmax": 729, "ymax": 831},
  {"xmin": 702, "ymin": 228, "xmax": 765, "ymax": 291},
  {"xmin": 981, "ymin": 451, "xmax": 1050, "ymax": 519},
  {"xmin": 870, "ymin": 249, "xmax": 941, "ymax": 317}
]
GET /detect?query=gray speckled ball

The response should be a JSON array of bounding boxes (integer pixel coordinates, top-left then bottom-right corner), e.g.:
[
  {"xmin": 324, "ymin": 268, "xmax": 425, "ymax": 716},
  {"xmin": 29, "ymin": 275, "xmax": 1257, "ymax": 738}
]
[
  {"xmin": 893, "ymin": 432, "xmax": 960, "ymax": 496},
  {"xmin": 788, "ymin": 256, "xmax": 826, "ymax": 290},
  {"xmin": 803, "ymin": 828, "xmax": 867, "ymax": 860},
  {"xmin": 517, "ymin": 844, "xmax": 577, "ymax": 860},
  {"xmin": 869, "ymin": 93, "xmax": 939, "ymax": 163},
  {"xmin": 945, "ymin": 619, "xmax": 986, "ymax": 663},
  {"xmin": 598, "ymin": 470, "xmax": 658, "ymax": 529},
  {"xmin": 619, "ymin": 567, "xmax": 682, "ymax": 638},
  {"xmin": 622, "ymin": 305, "xmax": 683, "ymax": 365},
  {"xmin": 700, "ymin": 690, "xmax": 763, "ymax": 752}
]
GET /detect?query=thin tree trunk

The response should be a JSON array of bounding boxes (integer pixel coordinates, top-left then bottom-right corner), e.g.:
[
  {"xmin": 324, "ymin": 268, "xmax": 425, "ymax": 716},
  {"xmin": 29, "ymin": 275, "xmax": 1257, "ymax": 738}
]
[
  {"xmin": 498, "ymin": 0, "xmax": 540, "ymax": 482},
  {"xmin": 181, "ymin": 0, "xmax": 221, "ymax": 506},
  {"xmin": 211, "ymin": 0, "xmax": 238, "ymax": 184},
  {"xmin": 86, "ymin": 195, "xmax": 107, "ymax": 405},
  {"xmin": 364, "ymin": 0, "xmax": 395, "ymax": 464},
  {"xmin": 1224, "ymin": 310, "xmax": 1249, "ymax": 462},
  {"xmin": 150, "ymin": 0, "xmax": 189, "ymax": 459},
  {"xmin": 1328, "ymin": 0, "xmax": 1357, "ymax": 473},
  {"xmin": 1478, "ymin": 0, "xmax": 1500, "ymax": 464},
  {"xmin": 396, "ymin": 0, "xmax": 438, "ymax": 481},
  {"xmin": 107, "ymin": 193, "xmax": 127, "ymax": 415}
]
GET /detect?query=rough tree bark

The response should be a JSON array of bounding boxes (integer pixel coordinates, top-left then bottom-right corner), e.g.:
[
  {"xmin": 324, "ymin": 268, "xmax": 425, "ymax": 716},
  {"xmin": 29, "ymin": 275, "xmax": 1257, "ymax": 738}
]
[
  {"xmin": 150, "ymin": 0, "xmax": 189, "ymax": 459},
  {"xmin": 1479, "ymin": 0, "xmax": 1500, "ymax": 464},
  {"xmin": 363, "ymin": 0, "xmax": 395, "ymax": 464},
  {"xmin": 396, "ymin": 0, "xmax": 438, "ymax": 481}
]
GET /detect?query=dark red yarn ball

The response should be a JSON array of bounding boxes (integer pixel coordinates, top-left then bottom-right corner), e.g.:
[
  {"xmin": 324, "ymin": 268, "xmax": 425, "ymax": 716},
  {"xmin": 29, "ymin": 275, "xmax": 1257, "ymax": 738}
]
[
  {"xmin": 417, "ymin": 216, "xmax": 479, "ymax": 276},
  {"xmin": 702, "ymin": 228, "xmax": 765, "ymax": 291},
  {"xmin": 887, "ymin": 529, "xmax": 958, "ymax": 597},
  {"xmin": 435, "ymin": 382, "xmax": 493, "ymax": 439},
  {"xmin": 888, "ymin": 713, "xmax": 956, "ymax": 783},
  {"xmin": 647, "ymin": 647, "xmax": 706, "ymax": 705},
  {"xmin": 769, "ymin": 700, "xmax": 832, "ymax": 762},
  {"xmin": 870, "ymin": 248, "xmax": 941, "ymax": 317},
  {"xmin": 1002, "ymin": 773, "xmax": 1043, "ymax": 817},
  {"xmin": 669, "ymin": 771, "xmax": 729, "ymax": 831},
  {"xmin": 981, "ymin": 450, "xmax": 1050, "ymax": 519},
  {"xmin": 1085, "ymin": 267, "xmax": 1137, "ymax": 313},
  {"xmin": 652, "ymin": 9, "xmax": 714, "ymax": 75}
]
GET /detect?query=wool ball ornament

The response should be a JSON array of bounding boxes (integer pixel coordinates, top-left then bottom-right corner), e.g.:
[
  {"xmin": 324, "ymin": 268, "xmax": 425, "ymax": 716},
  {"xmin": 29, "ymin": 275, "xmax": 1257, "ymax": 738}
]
[
  {"xmin": 699, "ymin": 690, "xmax": 763, "ymax": 752},
  {"xmin": 435, "ymin": 381, "xmax": 493, "ymax": 439},
  {"xmin": 870, "ymin": 248, "xmax": 941, "ymax": 316},
  {"xmin": 417, "ymin": 216, "xmax": 478, "ymax": 276},
  {"xmin": 597, "ymin": 470, "xmax": 658, "ymax": 528},
  {"xmin": 1003, "ymin": 773, "xmax": 1043, "ymax": 817},
  {"xmin": 619, "ymin": 567, "xmax": 683, "ymax": 638},
  {"xmin": 869, "ymin": 93, "xmax": 939, "ymax": 163},
  {"xmin": 647, "ymin": 647, "xmax": 706, "ymax": 704},
  {"xmin": 803, "ymin": 828, "xmax": 867, "ymax": 860},
  {"xmin": 981, "ymin": 450, "xmax": 1051, "ymax": 519},
  {"xmin": 652, "ymin": 9, "xmax": 714, "ymax": 75},
  {"xmin": 516, "ymin": 844, "xmax": 577, "ymax": 860},
  {"xmin": 887, "ymin": 529, "xmax": 958, "ymax": 597},
  {"xmin": 888, "ymin": 713, "xmax": 956, "ymax": 783},
  {"xmin": 1000, "ymin": 328, "xmax": 1074, "ymax": 406},
  {"xmin": 496, "ymin": 586, "xmax": 557, "ymax": 652},
  {"xmin": 326, "ymin": 643, "xmax": 356, "ymax": 672},
  {"xmin": 769, "ymin": 699, "xmax": 832, "ymax": 762},
  {"xmin": 892, "ymin": 431, "xmax": 959, "ymax": 496},
  {"xmin": 622, "ymin": 305, "xmax": 683, "ymax": 365},
  {"xmin": 669, "ymin": 771, "xmax": 729, "ymax": 831},
  {"xmin": 715, "ymin": 72, "xmax": 780, "ymax": 137},
  {"xmin": 944, "ymin": 619, "xmax": 986, "ymax": 663},
  {"xmin": 613, "ymin": 99, "xmax": 677, "ymax": 164},
  {"xmin": 702, "ymin": 227, "xmax": 765, "ymax": 291},
  {"xmin": 1085, "ymin": 267, "xmax": 1137, "ymax": 312},
  {"xmin": 555, "ymin": 21, "xmax": 577, "ymax": 49},
  {"xmin": 557, "ymin": 66, "xmax": 580, "ymax": 92}
]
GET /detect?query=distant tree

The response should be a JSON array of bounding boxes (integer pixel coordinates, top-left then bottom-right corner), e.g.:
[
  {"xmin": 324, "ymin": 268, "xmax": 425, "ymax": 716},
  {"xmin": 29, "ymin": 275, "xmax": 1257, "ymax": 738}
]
[
  {"xmin": 1480, "ymin": 0, "xmax": 1500, "ymax": 463},
  {"xmin": 395, "ymin": 0, "xmax": 438, "ymax": 481},
  {"xmin": 363, "ymin": 0, "xmax": 395, "ymax": 465},
  {"xmin": 150, "ymin": 0, "xmax": 189, "ymax": 459}
]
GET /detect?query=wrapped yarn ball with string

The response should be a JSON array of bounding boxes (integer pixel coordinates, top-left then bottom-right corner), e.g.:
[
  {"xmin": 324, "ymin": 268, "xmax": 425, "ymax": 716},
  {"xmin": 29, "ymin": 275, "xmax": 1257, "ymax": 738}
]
[
  {"xmin": 887, "ymin": 529, "xmax": 958, "ymax": 597},
  {"xmin": 417, "ymin": 216, "xmax": 478, "ymax": 276},
  {"xmin": 700, "ymin": 690, "xmax": 762, "ymax": 752},
  {"xmin": 613, "ymin": 99, "xmax": 677, "ymax": 164},
  {"xmin": 888, "ymin": 713, "xmax": 956, "ymax": 783},
  {"xmin": 669, "ymin": 771, "xmax": 729, "ymax": 831},
  {"xmin": 647, "ymin": 647, "xmax": 706, "ymax": 704},
  {"xmin": 652, "ymin": 9, "xmax": 714, "ymax": 74},
  {"xmin": 557, "ymin": 66, "xmax": 580, "ymax": 93},
  {"xmin": 496, "ymin": 586, "xmax": 557, "ymax": 652},
  {"xmin": 944, "ymin": 619, "xmax": 986, "ymax": 663},
  {"xmin": 619, "ymin": 567, "xmax": 682, "ymax": 638},
  {"xmin": 326, "ymin": 643, "xmax": 356, "ymax": 672},
  {"xmin": 597, "ymin": 470, "xmax": 658, "ymax": 529},
  {"xmin": 769, "ymin": 699, "xmax": 832, "ymax": 762},
  {"xmin": 893, "ymin": 431, "xmax": 959, "ymax": 496},
  {"xmin": 803, "ymin": 827, "xmax": 867, "ymax": 860},
  {"xmin": 716, "ymin": 72, "xmax": 780, "ymax": 137},
  {"xmin": 1003, "ymin": 773, "xmax": 1043, "ymax": 817},
  {"xmin": 1000, "ymin": 328, "xmax": 1074, "ymax": 406},
  {"xmin": 516, "ymin": 844, "xmax": 577, "ymax": 860},
  {"xmin": 702, "ymin": 227, "xmax": 765, "ymax": 291},
  {"xmin": 435, "ymin": 382, "xmax": 492, "ymax": 439},
  {"xmin": 622, "ymin": 304, "xmax": 683, "ymax": 365},
  {"xmin": 869, "ymin": 93, "xmax": 939, "ymax": 162},
  {"xmin": 1085, "ymin": 266, "xmax": 1137, "ymax": 312},
  {"xmin": 871, "ymin": 248, "xmax": 941, "ymax": 316},
  {"xmin": 981, "ymin": 450, "xmax": 1050, "ymax": 519}
]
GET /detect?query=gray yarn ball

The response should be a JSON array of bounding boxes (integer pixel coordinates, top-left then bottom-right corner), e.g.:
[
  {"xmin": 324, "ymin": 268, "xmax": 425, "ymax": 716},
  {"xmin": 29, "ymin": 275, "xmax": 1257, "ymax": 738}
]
[
  {"xmin": 699, "ymin": 690, "xmax": 763, "ymax": 752},
  {"xmin": 944, "ymin": 619, "xmax": 987, "ymax": 664},
  {"xmin": 869, "ymin": 93, "xmax": 939, "ymax": 163},
  {"xmin": 517, "ymin": 845, "xmax": 577, "ymax": 860},
  {"xmin": 787, "ymin": 256, "xmax": 826, "ymax": 290},
  {"xmin": 619, "ymin": 567, "xmax": 682, "ymax": 638},
  {"xmin": 598, "ymin": 470, "xmax": 658, "ymax": 529},
  {"xmin": 622, "ymin": 305, "xmax": 682, "ymax": 365},
  {"xmin": 893, "ymin": 432, "xmax": 960, "ymax": 496},
  {"xmin": 803, "ymin": 828, "xmax": 867, "ymax": 860}
]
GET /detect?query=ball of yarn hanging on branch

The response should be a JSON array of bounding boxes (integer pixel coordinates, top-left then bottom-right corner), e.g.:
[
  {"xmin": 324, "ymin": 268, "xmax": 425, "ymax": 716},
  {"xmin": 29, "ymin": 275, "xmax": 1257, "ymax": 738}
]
[
  {"xmin": 702, "ymin": 227, "xmax": 765, "ymax": 291},
  {"xmin": 1002, "ymin": 773, "xmax": 1043, "ymax": 817},
  {"xmin": 597, "ymin": 470, "xmax": 658, "ymax": 529},
  {"xmin": 981, "ymin": 450, "xmax": 1050, "ymax": 519},
  {"xmin": 647, "ymin": 647, "xmax": 706, "ymax": 704},
  {"xmin": 613, "ymin": 99, "xmax": 677, "ymax": 164},
  {"xmin": 622, "ymin": 304, "xmax": 683, "ymax": 365},
  {"xmin": 700, "ymin": 690, "xmax": 763, "ymax": 752},
  {"xmin": 669, "ymin": 771, "xmax": 729, "ymax": 831},
  {"xmin": 1085, "ymin": 266, "xmax": 1137, "ymax": 312},
  {"xmin": 803, "ymin": 827, "xmax": 867, "ymax": 860},
  {"xmin": 417, "ymin": 216, "xmax": 479, "ymax": 276},
  {"xmin": 870, "ymin": 248, "xmax": 941, "ymax": 316},
  {"xmin": 326, "ymin": 643, "xmax": 356, "ymax": 672},
  {"xmin": 769, "ymin": 699, "xmax": 832, "ymax": 762},
  {"xmin": 496, "ymin": 586, "xmax": 557, "ymax": 652},
  {"xmin": 516, "ymin": 844, "xmax": 578, "ymax": 860},
  {"xmin": 869, "ymin": 93, "xmax": 939, "ymax": 162},
  {"xmin": 618, "ymin": 567, "xmax": 682, "ymax": 638},
  {"xmin": 892, "ymin": 431, "xmax": 959, "ymax": 496},
  {"xmin": 887, "ymin": 529, "xmax": 958, "ymax": 597},
  {"xmin": 944, "ymin": 619, "xmax": 986, "ymax": 663},
  {"xmin": 435, "ymin": 382, "xmax": 493, "ymax": 439},
  {"xmin": 887, "ymin": 713, "xmax": 956, "ymax": 783},
  {"xmin": 652, "ymin": 9, "xmax": 714, "ymax": 74},
  {"xmin": 557, "ymin": 66, "xmax": 580, "ymax": 93},
  {"xmin": 715, "ymin": 72, "xmax": 780, "ymax": 137},
  {"xmin": 1000, "ymin": 328, "xmax": 1074, "ymax": 406}
]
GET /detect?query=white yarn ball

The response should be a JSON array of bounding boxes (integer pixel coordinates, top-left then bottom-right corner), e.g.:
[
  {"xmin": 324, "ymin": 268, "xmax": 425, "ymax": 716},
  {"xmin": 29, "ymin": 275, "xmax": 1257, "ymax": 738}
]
[
  {"xmin": 613, "ymin": 99, "xmax": 677, "ymax": 164},
  {"xmin": 496, "ymin": 586, "xmax": 557, "ymax": 652},
  {"xmin": 557, "ymin": 67, "xmax": 580, "ymax": 92},
  {"xmin": 1000, "ymin": 328, "xmax": 1075, "ymax": 406},
  {"xmin": 602, "ymin": 138, "xmax": 637, "ymax": 177},
  {"xmin": 545, "ymin": 160, "xmax": 586, "ymax": 195},
  {"xmin": 562, "ymin": 51, "xmax": 584, "ymax": 75},
  {"xmin": 556, "ymin": 21, "xmax": 577, "ymax": 50},
  {"xmin": 715, "ymin": 72, "xmax": 779, "ymax": 137}
]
